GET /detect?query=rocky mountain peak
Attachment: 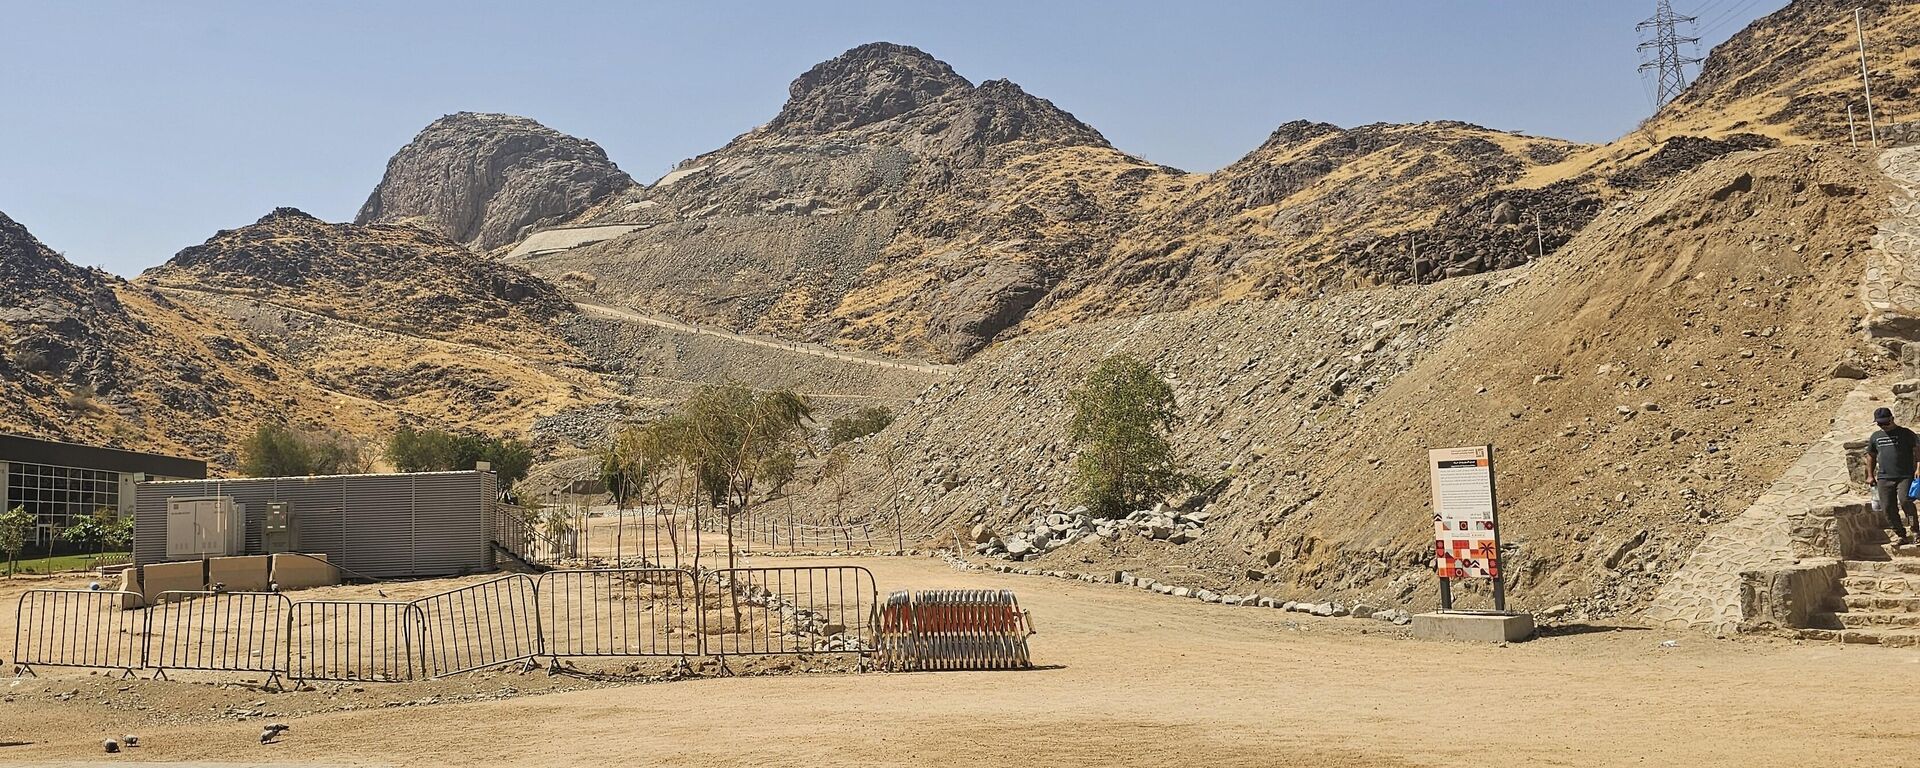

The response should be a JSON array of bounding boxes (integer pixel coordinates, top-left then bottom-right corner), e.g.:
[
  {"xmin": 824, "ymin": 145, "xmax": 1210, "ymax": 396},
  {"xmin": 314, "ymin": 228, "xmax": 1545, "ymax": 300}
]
[
  {"xmin": 145, "ymin": 211, "xmax": 573, "ymax": 341},
  {"xmin": 1257, "ymin": 120, "xmax": 1344, "ymax": 151},
  {"xmin": 355, "ymin": 112, "xmax": 635, "ymax": 252},
  {"xmin": 0, "ymin": 210, "xmax": 114, "ymax": 302},
  {"xmin": 964, "ymin": 79, "xmax": 1109, "ymax": 149},
  {"xmin": 257, "ymin": 206, "xmax": 322, "ymax": 226},
  {"xmin": 765, "ymin": 42, "xmax": 1109, "ymax": 153},
  {"xmin": 770, "ymin": 42, "xmax": 971, "ymax": 135}
]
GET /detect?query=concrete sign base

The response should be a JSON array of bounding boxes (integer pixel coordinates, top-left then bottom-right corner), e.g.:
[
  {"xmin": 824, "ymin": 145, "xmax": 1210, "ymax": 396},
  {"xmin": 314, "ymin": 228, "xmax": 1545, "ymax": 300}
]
[{"xmin": 1412, "ymin": 611, "xmax": 1536, "ymax": 643}]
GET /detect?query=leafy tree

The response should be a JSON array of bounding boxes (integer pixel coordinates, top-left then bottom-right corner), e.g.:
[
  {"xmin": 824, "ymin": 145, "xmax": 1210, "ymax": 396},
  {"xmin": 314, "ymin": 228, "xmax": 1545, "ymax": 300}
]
[
  {"xmin": 240, "ymin": 423, "xmax": 316, "ymax": 477},
  {"xmin": 655, "ymin": 382, "xmax": 813, "ymax": 568},
  {"xmin": 240, "ymin": 423, "xmax": 372, "ymax": 477},
  {"xmin": 827, "ymin": 406, "xmax": 894, "ymax": 446},
  {"xmin": 599, "ymin": 443, "xmax": 636, "ymax": 510},
  {"xmin": 59, "ymin": 507, "xmax": 124, "ymax": 555},
  {"xmin": 760, "ymin": 449, "xmax": 800, "ymax": 496},
  {"xmin": 386, "ymin": 426, "xmax": 534, "ymax": 486},
  {"xmin": 0, "ymin": 505, "xmax": 33, "ymax": 578},
  {"xmin": 815, "ymin": 448, "xmax": 851, "ymax": 521},
  {"xmin": 1067, "ymin": 354, "xmax": 1184, "ymax": 518},
  {"xmin": 308, "ymin": 430, "xmax": 375, "ymax": 474}
]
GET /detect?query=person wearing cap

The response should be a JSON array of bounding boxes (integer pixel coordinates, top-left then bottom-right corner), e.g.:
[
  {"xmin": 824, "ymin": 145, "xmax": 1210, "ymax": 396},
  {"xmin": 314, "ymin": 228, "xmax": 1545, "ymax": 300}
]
[{"xmin": 1865, "ymin": 406, "xmax": 1918, "ymax": 545}]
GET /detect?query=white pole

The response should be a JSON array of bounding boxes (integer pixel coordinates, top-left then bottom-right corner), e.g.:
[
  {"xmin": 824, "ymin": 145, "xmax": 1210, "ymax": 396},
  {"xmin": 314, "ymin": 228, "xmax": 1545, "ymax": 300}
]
[
  {"xmin": 1848, "ymin": 103, "xmax": 1859, "ymax": 148},
  {"xmin": 1857, "ymin": 8, "xmax": 1880, "ymax": 147},
  {"xmin": 1533, "ymin": 211, "xmax": 1545, "ymax": 263}
]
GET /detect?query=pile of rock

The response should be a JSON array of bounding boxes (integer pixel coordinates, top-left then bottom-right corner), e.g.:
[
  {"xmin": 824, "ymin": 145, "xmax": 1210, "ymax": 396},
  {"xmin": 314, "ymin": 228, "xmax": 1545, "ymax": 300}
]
[
  {"xmin": 732, "ymin": 580, "xmax": 873, "ymax": 652},
  {"xmin": 971, "ymin": 504, "xmax": 1210, "ymax": 560}
]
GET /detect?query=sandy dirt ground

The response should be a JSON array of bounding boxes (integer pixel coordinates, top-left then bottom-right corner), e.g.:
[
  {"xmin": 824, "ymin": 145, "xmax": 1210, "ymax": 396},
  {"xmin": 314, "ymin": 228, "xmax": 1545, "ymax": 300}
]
[{"xmin": 0, "ymin": 555, "xmax": 1916, "ymax": 767}]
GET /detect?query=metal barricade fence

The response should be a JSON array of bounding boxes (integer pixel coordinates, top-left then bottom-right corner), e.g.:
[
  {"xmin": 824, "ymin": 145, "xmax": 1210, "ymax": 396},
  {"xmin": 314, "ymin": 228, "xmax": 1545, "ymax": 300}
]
[
  {"xmin": 145, "ymin": 591, "xmax": 292, "ymax": 683},
  {"xmin": 289, "ymin": 601, "xmax": 423, "ymax": 682},
  {"xmin": 11, "ymin": 589, "xmax": 146, "ymax": 675},
  {"xmin": 876, "ymin": 589, "xmax": 1033, "ymax": 672},
  {"xmin": 412, "ymin": 574, "xmax": 541, "ymax": 677},
  {"xmin": 537, "ymin": 568, "xmax": 698, "ymax": 660},
  {"xmin": 14, "ymin": 565, "xmax": 957, "ymax": 683},
  {"xmin": 702, "ymin": 566, "xmax": 878, "ymax": 656}
]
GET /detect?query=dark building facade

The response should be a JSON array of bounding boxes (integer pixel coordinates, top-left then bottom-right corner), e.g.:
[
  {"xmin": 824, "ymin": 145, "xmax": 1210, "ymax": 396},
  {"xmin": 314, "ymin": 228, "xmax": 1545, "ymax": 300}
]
[{"xmin": 0, "ymin": 434, "xmax": 206, "ymax": 545}]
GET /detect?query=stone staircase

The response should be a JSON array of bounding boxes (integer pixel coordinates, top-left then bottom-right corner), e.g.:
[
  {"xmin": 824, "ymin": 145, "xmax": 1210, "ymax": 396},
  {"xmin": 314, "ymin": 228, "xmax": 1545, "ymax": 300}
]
[{"xmin": 1801, "ymin": 538, "xmax": 1920, "ymax": 647}]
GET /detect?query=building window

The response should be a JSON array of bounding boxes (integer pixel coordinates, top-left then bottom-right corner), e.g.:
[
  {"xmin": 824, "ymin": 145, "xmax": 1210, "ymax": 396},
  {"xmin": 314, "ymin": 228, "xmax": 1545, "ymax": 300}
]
[{"xmin": 5, "ymin": 462, "xmax": 120, "ymax": 544}]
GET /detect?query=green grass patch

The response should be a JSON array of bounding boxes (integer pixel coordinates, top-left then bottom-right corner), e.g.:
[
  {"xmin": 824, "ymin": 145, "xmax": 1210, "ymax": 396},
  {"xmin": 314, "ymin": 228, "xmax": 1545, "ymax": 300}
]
[{"xmin": 3, "ymin": 552, "xmax": 130, "ymax": 576}]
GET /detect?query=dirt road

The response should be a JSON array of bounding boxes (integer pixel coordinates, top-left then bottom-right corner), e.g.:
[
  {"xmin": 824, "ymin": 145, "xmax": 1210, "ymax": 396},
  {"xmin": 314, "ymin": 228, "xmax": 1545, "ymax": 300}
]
[
  {"xmin": 1, "ymin": 555, "xmax": 1913, "ymax": 767},
  {"xmin": 575, "ymin": 301, "xmax": 955, "ymax": 375}
]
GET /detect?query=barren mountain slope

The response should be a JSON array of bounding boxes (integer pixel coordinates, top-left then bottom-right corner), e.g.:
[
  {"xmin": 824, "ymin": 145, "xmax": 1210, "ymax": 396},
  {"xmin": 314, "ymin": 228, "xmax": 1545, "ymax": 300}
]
[
  {"xmin": 1025, "ymin": 121, "xmax": 1589, "ymax": 332},
  {"xmin": 133, "ymin": 209, "xmax": 935, "ymax": 454},
  {"xmin": 1512, "ymin": 0, "xmax": 1919, "ymax": 192},
  {"xmin": 522, "ymin": 42, "xmax": 1169, "ymax": 362},
  {"xmin": 0, "ymin": 210, "xmax": 402, "ymax": 467},
  {"xmin": 514, "ymin": 46, "xmax": 1595, "ymax": 362},
  {"xmin": 142, "ymin": 208, "xmax": 578, "ymax": 357},
  {"xmin": 797, "ymin": 146, "xmax": 1886, "ymax": 617},
  {"xmin": 1653, "ymin": 0, "xmax": 1920, "ymax": 144},
  {"xmin": 356, "ymin": 112, "xmax": 636, "ymax": 252}
]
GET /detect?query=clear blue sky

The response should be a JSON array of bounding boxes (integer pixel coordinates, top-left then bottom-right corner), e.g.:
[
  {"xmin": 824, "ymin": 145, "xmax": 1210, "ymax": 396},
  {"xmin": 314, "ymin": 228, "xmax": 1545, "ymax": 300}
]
[{"xmin": 0, "ymin": 0, "xmax": 1784, "ymax": 277}]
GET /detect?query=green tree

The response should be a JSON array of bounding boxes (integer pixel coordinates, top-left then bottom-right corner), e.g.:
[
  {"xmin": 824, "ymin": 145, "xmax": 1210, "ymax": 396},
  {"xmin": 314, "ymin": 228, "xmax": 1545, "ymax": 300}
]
[
  {"xmin": 1067, "ymin": 354, "xmax": 1184, "ymax": 518},
  {"xmin": 827, "ymin": 406, "xmax": 894, "ymax": 446},
  {"xmin": 760, "ymin": 449, "xmax": 800, "ymax": 497},
  {"xmin": 386, "ymin": 427, "xmax": 534, "ymax": 486},
  {"xmin": 0, "ymin": 505, "xmax": 33, "ymax": 577},
  {"xmin": 656, "ymin": 382, "xmax": 813, "ymax": 568},
  {"xmin": 240, "ymin": 423, "xmax": 315, "ymax": 477},
  {"xmin": 599, "ymin": 442, "xmax": 636, "ymax": 510},
  {"xmin": 240, "ymin": 423, "xmax": 372, "ymax": 477},
  {"xmin": 59, "ymin": 507, "xmax": 121, "ymax": 555}
]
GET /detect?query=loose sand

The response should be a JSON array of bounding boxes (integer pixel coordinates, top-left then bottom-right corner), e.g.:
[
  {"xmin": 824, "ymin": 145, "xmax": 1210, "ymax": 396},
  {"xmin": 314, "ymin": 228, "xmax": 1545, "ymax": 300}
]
[{"xmin": 0, "ymin": 555, "xmax": 1914, "ymax": 766}]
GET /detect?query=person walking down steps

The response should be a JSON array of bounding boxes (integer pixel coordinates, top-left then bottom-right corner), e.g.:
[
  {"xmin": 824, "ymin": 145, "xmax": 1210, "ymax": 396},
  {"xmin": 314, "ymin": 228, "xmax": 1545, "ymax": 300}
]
[{"xmin": 1865, "ymin": 406, "xmax": 1919, "ymax": 545}]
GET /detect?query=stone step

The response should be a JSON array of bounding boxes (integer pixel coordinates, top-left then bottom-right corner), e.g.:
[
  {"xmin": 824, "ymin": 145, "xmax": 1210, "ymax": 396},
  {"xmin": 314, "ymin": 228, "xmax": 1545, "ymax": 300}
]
[
  {"xmin": 1842, "ymin": 594, "xmax": 1920, "ymax": 612},
  {"xmin": 1868, "ymin": 542, "xmax": 1920, "ymax": 559},
  {"xmin": 1837, "ymin": 612, "xmax": 1920, "ymax": 629},
  {"xmin": 1796, "ymin": 625, "xmax": 1920, "ymax": 647},
  {"xmin": 1841, "ymin": 574, "xmax": 1920, "ymax": 594},
  {"xmin": 1844, "ymin": 559, "xmax": 1920, "ymax": 576}
]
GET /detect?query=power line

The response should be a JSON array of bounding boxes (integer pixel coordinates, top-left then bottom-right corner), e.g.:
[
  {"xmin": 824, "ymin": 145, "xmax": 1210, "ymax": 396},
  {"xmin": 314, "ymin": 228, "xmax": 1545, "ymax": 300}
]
[
  {"xmin": 1637, "ymin": 0, "xmax": 1705, "ymax": 106},
  {"xmin": 1698, "ymin": 0, "xmax": 1763, "ymax": 37}
]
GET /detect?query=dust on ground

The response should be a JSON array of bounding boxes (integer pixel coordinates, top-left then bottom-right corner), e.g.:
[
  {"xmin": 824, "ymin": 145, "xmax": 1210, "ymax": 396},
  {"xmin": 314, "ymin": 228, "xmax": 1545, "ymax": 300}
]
[{"xmin": 1, "ymin": 555, "xmax": 1915, "ymax": 767}]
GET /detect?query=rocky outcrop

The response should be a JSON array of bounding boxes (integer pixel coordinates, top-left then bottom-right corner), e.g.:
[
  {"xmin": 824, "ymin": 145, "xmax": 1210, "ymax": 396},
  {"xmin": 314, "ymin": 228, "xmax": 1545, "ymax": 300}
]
[
  {"xmin": 1610, "ymin": 134, "xmax": 1778, "ymax": 189},
  {"xmin": 0, "ymin": 211, "xmax": 129, "ymax": 391},
  {"xmin": 926, "ymin": 262, "xmax": 1049, "ymax": 360},
  {"xmin": 523, "ymin": 42, "xmax": 1131, "ymax": 362},
  {"xmin": 144, "ymin": 207, "xmax": 573, "ymax": 351},
  {"xmin": 770, "ymin": 42, "xmax": 972, "ymax": 135},
  {"xmin": 355, "ymin": 112, "xmax": 635, "ymax": 252}
]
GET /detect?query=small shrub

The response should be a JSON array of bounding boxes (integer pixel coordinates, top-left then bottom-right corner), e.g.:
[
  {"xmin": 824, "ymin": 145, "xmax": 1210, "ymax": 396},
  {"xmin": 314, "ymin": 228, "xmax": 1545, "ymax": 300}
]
[{"xmin": 827, "ymin": 406, "xmax": 894, "ymax": 446}]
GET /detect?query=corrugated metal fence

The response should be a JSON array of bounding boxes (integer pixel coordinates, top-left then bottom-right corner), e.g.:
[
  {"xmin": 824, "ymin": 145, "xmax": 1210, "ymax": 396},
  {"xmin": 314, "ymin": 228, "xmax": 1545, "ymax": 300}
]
[
  {"xmin": 134, "ymin": 471, "xmax": 497, "ymax": 579},
  {"xmin": 11, "ymin": 565, "xmax": 887, "ymax": 684}
]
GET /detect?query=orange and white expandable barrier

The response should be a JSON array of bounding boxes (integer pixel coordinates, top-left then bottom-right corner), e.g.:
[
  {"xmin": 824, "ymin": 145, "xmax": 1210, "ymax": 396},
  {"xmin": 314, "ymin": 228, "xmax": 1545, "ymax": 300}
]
[{"xmin": 875, "ymin": 589, "xmax": 1034, "ymax": 671}]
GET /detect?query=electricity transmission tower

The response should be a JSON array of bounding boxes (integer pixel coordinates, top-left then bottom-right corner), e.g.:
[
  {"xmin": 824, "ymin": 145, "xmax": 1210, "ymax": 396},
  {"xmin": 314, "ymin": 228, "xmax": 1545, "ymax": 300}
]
[{"xmin": 1637, "ymin": 0, "xmax": 1703, "ymax": 106}]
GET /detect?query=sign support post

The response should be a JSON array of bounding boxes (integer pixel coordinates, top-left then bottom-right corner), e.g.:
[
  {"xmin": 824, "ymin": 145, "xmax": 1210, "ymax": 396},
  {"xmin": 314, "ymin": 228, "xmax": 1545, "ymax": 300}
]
[{"xmin": 1415, "ymin": 444, "xmax": 1531, "ymax": 642}]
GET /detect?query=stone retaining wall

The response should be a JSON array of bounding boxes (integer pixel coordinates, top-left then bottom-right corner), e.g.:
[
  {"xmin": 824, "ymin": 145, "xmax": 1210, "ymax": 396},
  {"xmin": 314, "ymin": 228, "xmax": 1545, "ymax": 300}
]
[{"xmin": 1738, "ymin": 559, "xmax": 1845, "ymax": 631}]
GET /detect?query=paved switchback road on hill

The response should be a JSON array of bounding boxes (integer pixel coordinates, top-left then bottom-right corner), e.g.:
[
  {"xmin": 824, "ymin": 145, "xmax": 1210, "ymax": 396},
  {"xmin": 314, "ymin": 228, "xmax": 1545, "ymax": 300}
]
[{"xmin": 574, "ymin": 301, "xmax": 956, "ymax": 376}]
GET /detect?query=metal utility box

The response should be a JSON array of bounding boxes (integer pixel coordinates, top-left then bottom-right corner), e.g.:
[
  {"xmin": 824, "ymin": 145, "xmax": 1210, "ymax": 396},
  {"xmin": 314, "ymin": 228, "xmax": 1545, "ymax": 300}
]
[
  {"xmin": 164, "ymin": 496, "xmax": 245, "ymax": 559},
  {"xmin": 263, "ymin": 501, "xmax": 293, "ymax": 554}
]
